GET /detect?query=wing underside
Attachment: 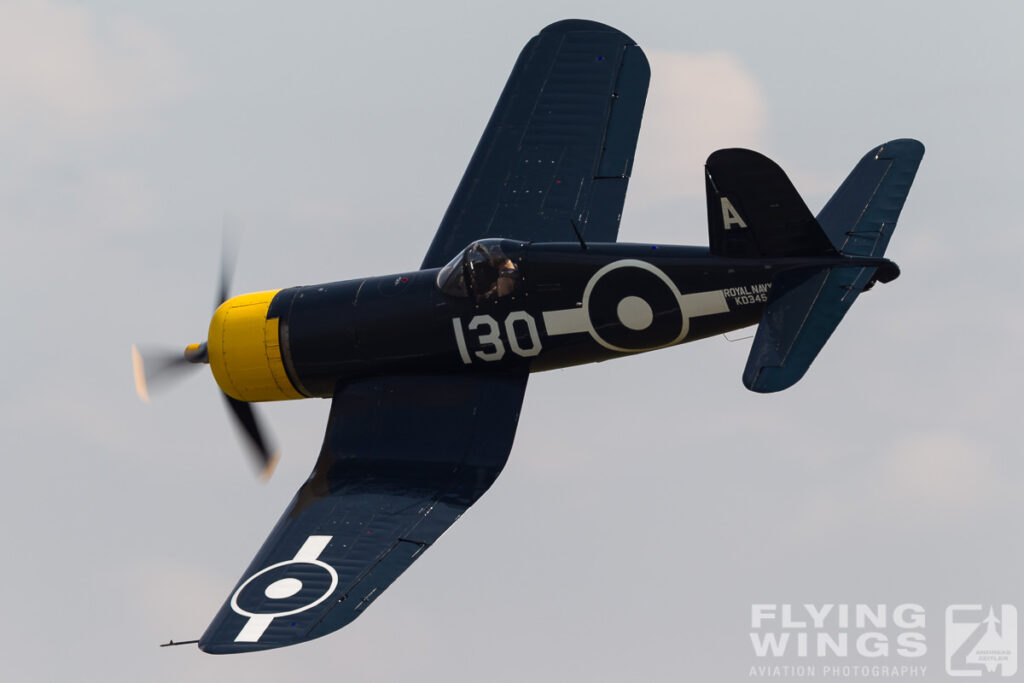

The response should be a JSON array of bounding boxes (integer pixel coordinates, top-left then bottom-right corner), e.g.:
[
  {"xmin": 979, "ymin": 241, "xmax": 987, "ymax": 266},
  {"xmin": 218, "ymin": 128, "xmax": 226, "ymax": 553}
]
[
  {"xmin": 420, "ymin": 19, "xmax": 650, "ymax": 269},
  {"xmin": 199, "ymin": 19, "xmax": 651, "ymax": 653},
  {"xmin": 199, "ymin": 371, "xmax": 528, "ymax": 653}
]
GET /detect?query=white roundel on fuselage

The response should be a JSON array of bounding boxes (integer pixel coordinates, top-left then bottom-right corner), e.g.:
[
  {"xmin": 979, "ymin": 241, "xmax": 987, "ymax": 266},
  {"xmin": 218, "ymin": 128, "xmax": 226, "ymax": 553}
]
[
  {"xmin": 582, "ymin": 259, "xmax": 687, "ymax": 352},
  {"xmin": 616, "ymin": 296, "xmax": 654, "ymax": 330}
]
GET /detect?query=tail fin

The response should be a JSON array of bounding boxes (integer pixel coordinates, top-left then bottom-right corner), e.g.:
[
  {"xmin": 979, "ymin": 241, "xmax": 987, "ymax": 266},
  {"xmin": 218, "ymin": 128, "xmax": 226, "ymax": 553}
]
[
  {"xmin": 741, "ymin": 139, "xmax": 925, "ymax": 393},
  {"xmin": 705, "ymin": 148, "xmax": 836, "ymax": 258}
]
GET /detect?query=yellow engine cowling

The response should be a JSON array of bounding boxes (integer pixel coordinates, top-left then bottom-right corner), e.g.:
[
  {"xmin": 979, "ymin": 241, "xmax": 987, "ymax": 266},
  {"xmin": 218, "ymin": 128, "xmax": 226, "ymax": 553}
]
[{"xmin": 207, "ymin": 290, "xmax": 304, "ymax": 402}]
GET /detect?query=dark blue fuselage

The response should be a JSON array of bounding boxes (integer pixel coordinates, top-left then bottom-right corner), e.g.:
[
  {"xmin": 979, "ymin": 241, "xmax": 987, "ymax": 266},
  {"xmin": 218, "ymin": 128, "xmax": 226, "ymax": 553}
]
[{"xmin": 267, "ymin": 241, "xmax": 805, "ymax": 397}]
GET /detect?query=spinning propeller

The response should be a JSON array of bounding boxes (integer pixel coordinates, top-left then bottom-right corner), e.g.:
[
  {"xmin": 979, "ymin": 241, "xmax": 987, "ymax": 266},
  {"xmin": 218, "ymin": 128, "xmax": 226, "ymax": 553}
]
[{"xmin": 132, "ymin": 238, "xmax": 279, "ymax": 480}]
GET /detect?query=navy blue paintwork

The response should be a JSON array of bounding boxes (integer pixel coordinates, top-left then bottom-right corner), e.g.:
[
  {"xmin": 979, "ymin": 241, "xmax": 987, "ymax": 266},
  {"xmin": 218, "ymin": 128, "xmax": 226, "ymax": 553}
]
[
  {"xmin": 743, "ymin": 139, "xmax": 925, "ymax": 392},
  {"xmin": 200, "ymin": 373, "xmax": 527, "ymax": 653},
  {"xmin": 817, "ymin": 139, "xmax": 925, "ymax": 256},
  {"xmin": 194, "ymin": 18, "xmax": 923, "ymax": 653},
  {"xmin": 420, "ymin": 20, "xmax": 649, "ymax": 269},
  {"xmin": 706, "ymin": 148, "xmax": 836, "ymax": 258},
  {"xmin": 201, "ymin": 19, "xmax": 651, "ymax": 654}
]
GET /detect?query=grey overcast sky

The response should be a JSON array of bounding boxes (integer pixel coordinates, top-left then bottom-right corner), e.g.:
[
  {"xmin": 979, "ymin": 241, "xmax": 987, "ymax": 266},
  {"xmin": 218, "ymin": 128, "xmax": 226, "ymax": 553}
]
[{"xmin": 1, "ymin": 1, "xmax": 1022, "ymax": 681}]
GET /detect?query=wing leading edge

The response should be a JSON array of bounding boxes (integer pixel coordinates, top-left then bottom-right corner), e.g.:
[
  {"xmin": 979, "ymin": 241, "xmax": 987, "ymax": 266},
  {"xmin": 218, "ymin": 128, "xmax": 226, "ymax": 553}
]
[
  {"xmin": 199, "ymin": 18, "xmax": 647, "ymax": 653},
  {"xmin": 420, "ymin": 19, "xmax": 650, "ymax": 269},
  {"xmin": 199, "ymin": 371, "xmax": 528, "ymax": 654}
]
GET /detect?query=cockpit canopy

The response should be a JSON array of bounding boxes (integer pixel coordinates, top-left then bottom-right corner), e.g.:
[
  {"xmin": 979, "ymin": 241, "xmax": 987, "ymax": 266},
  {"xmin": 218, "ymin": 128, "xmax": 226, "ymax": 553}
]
[{"xmin": 436, "ymin": 239, "xmax": 525, "ymax": 302}]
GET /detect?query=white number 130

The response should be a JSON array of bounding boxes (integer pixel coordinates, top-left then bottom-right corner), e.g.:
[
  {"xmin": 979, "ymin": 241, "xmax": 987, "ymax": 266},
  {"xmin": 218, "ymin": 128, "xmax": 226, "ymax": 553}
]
[{"xmin": 452, "ymin": 312, "xmax": 542, "ymax": 364}]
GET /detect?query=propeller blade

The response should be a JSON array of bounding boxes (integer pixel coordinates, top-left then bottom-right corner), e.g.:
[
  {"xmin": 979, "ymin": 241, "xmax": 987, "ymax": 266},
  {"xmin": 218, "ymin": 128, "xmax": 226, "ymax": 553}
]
[
  {"xmin": 222, "ymin": 393, "xmax": 279, "ymax": 481},
  {"xmin": 216, "ymin": 223, "xmax": 240, "ymax": 309},
  {"xmin": 132, "ymin": 344, "xmax": 198, "ymax": 402},
  {"xmin": 132, "ymin": 345, "xmax": 149, "ymax": 402},
  {"xmin": 137, "ymin": 222, "xmax": 282, "ymax": 481}
]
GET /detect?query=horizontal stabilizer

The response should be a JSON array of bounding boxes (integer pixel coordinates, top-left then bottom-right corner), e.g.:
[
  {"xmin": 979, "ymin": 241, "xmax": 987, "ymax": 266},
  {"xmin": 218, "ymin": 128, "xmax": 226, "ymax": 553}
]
[
  {"xmin": 743, "ymin": 265, "xmax": 877, "ymax": 393},
  {"xmin": 742, "ymin": 139, "xmax": 924, "ymax": 392},
  {"xmin": 817, "ymin": 138, "xmax": 925, "ymax": 257}
]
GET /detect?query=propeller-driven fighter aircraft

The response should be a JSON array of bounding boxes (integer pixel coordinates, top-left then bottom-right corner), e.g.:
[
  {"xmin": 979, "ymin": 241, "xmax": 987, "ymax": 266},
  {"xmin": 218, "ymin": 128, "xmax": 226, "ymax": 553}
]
[{"xmin": 134, "ymin": 19, "xmax": 923, "ymax": 653}]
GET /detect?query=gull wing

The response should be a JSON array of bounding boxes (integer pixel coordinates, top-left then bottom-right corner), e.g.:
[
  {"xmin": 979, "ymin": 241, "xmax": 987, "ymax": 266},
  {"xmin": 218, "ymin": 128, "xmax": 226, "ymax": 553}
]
[
  {"xmin": 199, "ymin": 371, "xmax": 528, "ymax": 653},
  {"xmin": 420, "ymin": 19, "xmax": 649, "ymax": 268}
]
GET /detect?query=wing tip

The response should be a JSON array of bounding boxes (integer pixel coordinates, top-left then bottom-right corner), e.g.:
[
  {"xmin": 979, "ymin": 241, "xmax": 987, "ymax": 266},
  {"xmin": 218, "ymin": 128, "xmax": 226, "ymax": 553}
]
[{"xmin": 539, "ymin": 19, "xmax": 638, "ymax": 44}]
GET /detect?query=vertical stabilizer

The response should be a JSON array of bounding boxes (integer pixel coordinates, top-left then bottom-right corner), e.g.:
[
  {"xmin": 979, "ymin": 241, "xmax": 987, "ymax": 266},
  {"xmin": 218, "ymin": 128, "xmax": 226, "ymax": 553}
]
[{"xmin": 705, "ymin": 148, "xmax": 836, "ymax": 258}]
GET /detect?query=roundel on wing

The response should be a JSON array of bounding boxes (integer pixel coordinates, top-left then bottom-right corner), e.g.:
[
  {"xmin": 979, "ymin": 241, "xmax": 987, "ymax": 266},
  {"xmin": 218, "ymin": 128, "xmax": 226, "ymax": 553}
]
[
  {"xmin": 233, "ymin": 560, "xmax": 336, "ymax": 617},
  {"xmin": 584, "ymin": 262, "xmax": 684, "ymax": 352}
]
